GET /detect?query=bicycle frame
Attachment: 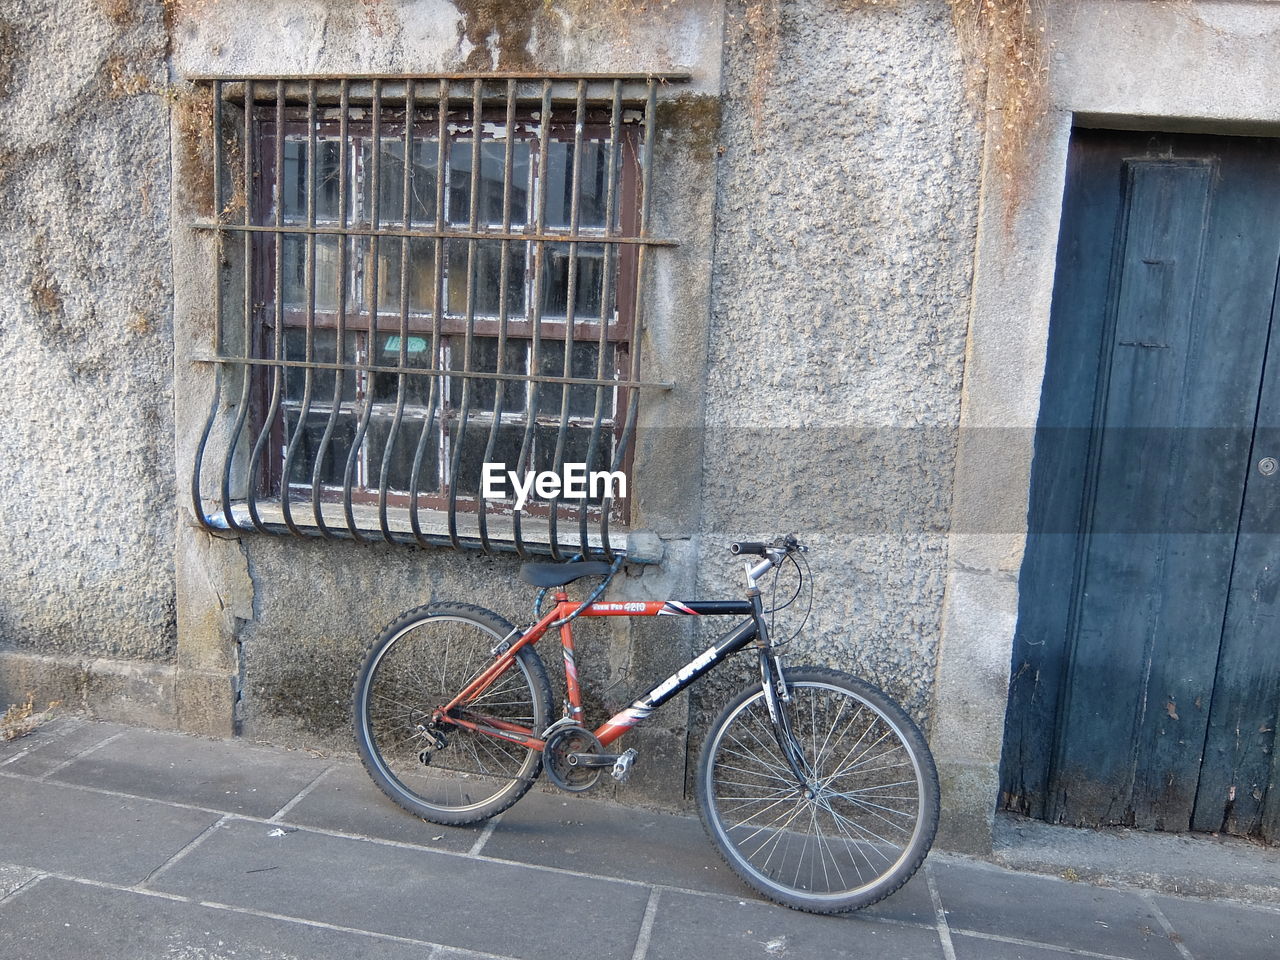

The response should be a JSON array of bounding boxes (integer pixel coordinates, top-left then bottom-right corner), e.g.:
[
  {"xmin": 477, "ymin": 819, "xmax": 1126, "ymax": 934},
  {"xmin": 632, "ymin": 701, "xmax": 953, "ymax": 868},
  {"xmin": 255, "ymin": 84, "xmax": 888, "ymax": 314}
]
[{"xmin": 440, "ymin": 594, "xmax": 769, "ymax": 752}]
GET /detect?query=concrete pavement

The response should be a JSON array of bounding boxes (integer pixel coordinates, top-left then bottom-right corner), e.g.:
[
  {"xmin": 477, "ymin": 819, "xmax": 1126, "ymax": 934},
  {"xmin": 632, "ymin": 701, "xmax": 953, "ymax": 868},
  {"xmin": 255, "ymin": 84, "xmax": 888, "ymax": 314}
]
[{"xmin": 0, "ymin": 717, "xmax": 1276, "ymax": 960}]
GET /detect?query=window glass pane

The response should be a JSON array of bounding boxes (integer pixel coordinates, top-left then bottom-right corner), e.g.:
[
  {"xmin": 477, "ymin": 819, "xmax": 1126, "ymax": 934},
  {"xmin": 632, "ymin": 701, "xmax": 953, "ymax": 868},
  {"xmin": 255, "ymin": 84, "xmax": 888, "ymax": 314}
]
[
  {"xmin": 282, "ymin": 235, "xmax": 346, "ymax": 311},
  {"xmin": 283, "ymin": 409, "xmax": 357, "ymax": 487},
  {"xmin": 544, "ymin": 139, "xmax": 609, "ymax": 230},
  {"xmin": 369, "ymin": 236, "xmax": 437, "ymax": 315},
  {"xmin": 448, "ymin": 421, "xmax": 525, "ymax": 496},
  {"xmin": 446, "ymin": 336, "xmax": 527, "ymax": 414},
  {"xmin": 281, "ymin": 138, "xmax": 343, "ymax": 223},
  {"xmin": 447, "ymin": 138, "xmax": 473, "ymax": 226},
  {"xmin": 367, "ymin": 416, "xmax": 441, "ymax": 493},
  {"xmin": 536, "ymin": 340, "xmax": 615, "ymax": 418},
  {"xmin": 284, "ymin": 328, "xmax": 358, "ymax": 402},
  {"xmin": 359, "ymin": 137, "xmax": 439, "ymax": 226},
  {"xmin": 371, "ymin": 330, "xmax": 438, "ymax": 407},
  {"xmin": 448, "ymin": 138, "xmax": 530, "ymax": 226},
  {"xmin": 445, "ymin": 238, "xmax": 526, "ymax": 317},
  {"xmin": 412, "ymin": 139, "xmax": 443, "ymax": 225},
  {"xmin": 540, "ymin": 243, "xmax": 604, "ymax": 319},
  {"xmin": 533, "ymin": 423, "xmax": 614, "ymax": 503}
]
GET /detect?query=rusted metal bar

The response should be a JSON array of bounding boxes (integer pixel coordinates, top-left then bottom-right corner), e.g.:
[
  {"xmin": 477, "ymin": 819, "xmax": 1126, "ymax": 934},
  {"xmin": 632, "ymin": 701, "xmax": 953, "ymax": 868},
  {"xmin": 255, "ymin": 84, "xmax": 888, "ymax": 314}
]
[
  {"xmin": 582, "ymin": 78, "xmax": 624, "ymax": 559},
  {"xmin": 547, "ymin": 79, "xmax": 589, "ymax": 561},
  {"xmin": 214, "ymin": 510, "xmax": 606, "ymax": 558},
  {"xmin": 311, "ymin": 79, "xmax": 352, "ymax": 539},
  {"xmin": 512, "ymin": 79, "xmax": 554, "ymax": 559},
  {"xmin": 220, "ymin": 78, "xmax": 257, "ymax": 533},
  {"xmin": 191, "ymin": 79, "xmax": 226, "ymax": 531},
  {"xmin": 279, "ymin": 80, "xmax": 320, "ymax": 536},
  {"xmin": 343, "ymin": 78, "xmax": 384, "ymax": 543},
  {"xmin": 447, "ymin": 78, "xmax": 485, "ymax": 549},
  {"xmin": 247, "ymin": 81, "xmax": 288, "ymax": 532},
  {"xmin": 192, "ymin": 222, "xmax": 677, "ymax": 246},
  {"xmin": 477, "ymin": 78, "xmax": 519, "ymax": 555},
  {"xmin": 190, "ymin": 71, "xmax": 690, "ymax": 82},
  {"xmin": 601, "ymin": 79, "xmax": 656, "ymax": 556},
  {"xmin": 378, "ymin": 78, "xmax": 416, "ymax": 543},
  {"xmin": 193, "ymin": 355, "xmax": 670, "ymax": 389},
  {"xmin": 409, "ymin": 78, "xmax": 450, "ymax": 548}
]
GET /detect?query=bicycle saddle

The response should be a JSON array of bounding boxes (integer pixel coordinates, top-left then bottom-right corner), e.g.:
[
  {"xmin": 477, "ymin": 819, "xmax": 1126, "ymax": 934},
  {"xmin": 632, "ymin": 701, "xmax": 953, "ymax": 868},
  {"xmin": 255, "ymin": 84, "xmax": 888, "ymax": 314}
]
[{"xmin": 518, "ymin": 561, "xmax": 613, "ymax": 588}]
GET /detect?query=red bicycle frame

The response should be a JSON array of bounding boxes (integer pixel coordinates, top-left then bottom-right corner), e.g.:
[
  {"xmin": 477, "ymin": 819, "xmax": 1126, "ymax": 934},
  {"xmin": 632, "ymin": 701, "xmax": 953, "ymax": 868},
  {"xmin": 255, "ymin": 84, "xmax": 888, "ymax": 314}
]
[{"xmin": 440, "ymin": 593, "xmax": 760, "ymax": 751}]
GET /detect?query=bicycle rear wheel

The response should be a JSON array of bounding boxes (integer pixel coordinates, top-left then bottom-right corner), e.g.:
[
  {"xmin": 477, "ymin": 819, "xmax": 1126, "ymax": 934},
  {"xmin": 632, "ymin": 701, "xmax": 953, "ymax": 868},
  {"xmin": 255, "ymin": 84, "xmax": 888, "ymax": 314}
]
[
  {"xmin": 353, "ymin": 603, "xmax": 553, "ymax": 826},
  {"xmin": 696, "ymin": 666, "xmax": 939, "ymax": 913}
]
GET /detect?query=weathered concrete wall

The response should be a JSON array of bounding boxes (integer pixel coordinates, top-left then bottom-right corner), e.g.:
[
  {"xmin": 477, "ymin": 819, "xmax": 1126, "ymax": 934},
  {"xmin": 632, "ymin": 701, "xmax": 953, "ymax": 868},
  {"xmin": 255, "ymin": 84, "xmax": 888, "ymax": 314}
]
[
  {"xmin": 0, "ymin": 1, "xmax": 177, "ymax": 711},
  {"xmin": 693, "ymin": 0, "xmax": 981, "ymax": 745}
]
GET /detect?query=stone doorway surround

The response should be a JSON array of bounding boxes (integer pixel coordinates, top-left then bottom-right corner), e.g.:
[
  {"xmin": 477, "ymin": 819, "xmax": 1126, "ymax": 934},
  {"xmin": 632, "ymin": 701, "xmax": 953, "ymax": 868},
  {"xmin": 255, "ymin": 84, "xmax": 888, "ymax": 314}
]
[{"xmin": 929, "ymin": 0, "xmax": 1280, "ymax": 854}]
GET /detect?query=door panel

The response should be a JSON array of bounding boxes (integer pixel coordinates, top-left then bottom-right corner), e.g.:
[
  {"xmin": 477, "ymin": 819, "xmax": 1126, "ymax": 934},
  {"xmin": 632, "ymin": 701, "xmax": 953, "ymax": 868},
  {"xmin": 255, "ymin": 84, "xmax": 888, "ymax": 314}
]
[
  {"xmin": 1194, "ymin": 292, "xmax": 1280, "ymax": 835},
  {"xmin": 1001, "ymin": 129, "xmax": 1280, "ymax": 838}
]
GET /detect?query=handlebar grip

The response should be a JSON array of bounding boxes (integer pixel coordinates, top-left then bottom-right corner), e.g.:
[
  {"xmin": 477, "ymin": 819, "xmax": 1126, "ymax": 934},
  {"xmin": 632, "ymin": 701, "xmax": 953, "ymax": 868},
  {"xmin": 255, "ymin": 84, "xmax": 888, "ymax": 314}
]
[{"xmin": 730, "ymin": 541, "xmax": 768, "ymax": 556}]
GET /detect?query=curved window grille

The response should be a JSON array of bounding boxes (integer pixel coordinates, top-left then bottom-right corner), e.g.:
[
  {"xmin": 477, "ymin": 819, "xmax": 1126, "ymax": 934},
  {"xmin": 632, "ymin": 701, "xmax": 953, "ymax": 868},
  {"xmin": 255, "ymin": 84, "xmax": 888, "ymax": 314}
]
[{"xmin": 189, "ymin": 75, "xmax": 682, "ymax": 559}]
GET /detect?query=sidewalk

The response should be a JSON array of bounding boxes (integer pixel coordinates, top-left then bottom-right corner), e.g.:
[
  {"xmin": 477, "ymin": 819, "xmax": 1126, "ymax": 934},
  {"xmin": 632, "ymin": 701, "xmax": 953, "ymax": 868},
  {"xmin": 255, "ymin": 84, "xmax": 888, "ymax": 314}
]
[{"xmin": 1, "ymin": 717, "xmax": 1276, "ymax": 960}]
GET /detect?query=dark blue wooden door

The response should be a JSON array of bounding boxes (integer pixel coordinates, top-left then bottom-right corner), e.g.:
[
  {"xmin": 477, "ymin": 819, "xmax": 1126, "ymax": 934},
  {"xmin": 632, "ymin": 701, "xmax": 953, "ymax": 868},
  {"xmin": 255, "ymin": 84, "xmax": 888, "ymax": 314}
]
[{"xmin": 1001, "ymin": 129, "xmax": 1280, "ymax": 838}]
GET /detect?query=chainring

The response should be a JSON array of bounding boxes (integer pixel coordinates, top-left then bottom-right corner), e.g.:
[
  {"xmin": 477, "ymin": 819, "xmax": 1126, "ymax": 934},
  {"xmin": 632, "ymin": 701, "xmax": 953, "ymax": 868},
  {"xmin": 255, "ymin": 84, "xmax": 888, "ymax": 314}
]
[{"xmin": 543, "ymin": 724, "xmax": 604, "ymax": 793}]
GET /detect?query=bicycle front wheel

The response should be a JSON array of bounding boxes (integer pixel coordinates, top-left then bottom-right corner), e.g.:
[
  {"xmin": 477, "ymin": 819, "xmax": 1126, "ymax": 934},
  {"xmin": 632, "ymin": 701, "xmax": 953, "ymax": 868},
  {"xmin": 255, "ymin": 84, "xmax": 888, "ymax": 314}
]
[
  {"xmin": 696, "ymin": 666, "xmax": 939, "ymax": 913},
  {"xmin": 353, "ymin": 603, "xmax": 553, "ymax": 826}
]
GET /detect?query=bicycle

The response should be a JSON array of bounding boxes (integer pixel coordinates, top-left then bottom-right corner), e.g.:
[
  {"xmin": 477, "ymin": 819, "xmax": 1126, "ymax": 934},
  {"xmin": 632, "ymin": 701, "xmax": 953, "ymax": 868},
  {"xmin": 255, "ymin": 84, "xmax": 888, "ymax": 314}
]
[{"xmin": 352, "ymin": 534, "xmax": 939, "ymax": 914}]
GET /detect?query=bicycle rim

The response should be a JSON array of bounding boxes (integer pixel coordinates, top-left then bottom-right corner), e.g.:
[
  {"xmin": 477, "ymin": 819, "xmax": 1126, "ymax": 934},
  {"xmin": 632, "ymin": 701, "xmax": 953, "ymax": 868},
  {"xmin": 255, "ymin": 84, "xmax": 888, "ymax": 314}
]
[
  {"xmin": 703, "ymin": 676, "xmax": 931, "ymax": 908},
  {"xmin": 359, "ymin": 613, "xmax": 543, "ymax": 816}
]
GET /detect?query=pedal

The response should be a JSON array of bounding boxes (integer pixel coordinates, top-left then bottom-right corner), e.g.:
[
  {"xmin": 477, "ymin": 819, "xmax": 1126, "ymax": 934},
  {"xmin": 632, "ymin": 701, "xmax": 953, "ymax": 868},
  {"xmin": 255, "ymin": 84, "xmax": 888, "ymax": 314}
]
[{"xmin": 611, "ymin": 748, "xmax": 638, "ymax": 783}]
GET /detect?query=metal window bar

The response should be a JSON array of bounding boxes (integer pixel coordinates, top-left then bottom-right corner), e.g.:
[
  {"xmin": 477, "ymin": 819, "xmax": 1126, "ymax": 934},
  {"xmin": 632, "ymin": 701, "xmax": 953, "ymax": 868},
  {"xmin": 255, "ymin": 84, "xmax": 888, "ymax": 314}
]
[
  {"xmin": 311, "ymin": 78, "xmax": 352, "ymax": 540},
  {"xmin": 342, "ymin": 77, "xmax": 383, "ymax": 544},
  {"xmin": 190, "ymin": 74, "xmax": 683, "ymax": 558}
]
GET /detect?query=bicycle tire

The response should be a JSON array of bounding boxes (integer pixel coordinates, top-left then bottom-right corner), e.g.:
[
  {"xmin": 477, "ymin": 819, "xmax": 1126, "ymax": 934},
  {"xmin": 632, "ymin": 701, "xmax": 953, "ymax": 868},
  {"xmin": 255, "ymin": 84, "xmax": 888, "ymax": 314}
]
[
  {"xmin": 696, "ymin": 666, "xmax": 939, "ymax": 913},
  {"xmin": 353, "ymin": 602, "xmax": 553, "ymax": 826}
]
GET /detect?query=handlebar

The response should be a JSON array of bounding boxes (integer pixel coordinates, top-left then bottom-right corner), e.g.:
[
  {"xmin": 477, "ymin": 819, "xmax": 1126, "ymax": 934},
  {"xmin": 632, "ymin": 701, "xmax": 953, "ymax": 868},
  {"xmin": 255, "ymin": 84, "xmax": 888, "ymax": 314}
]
[{"xmin": 730, "ymin": 535, "xmax": 804, "ymax": 558}]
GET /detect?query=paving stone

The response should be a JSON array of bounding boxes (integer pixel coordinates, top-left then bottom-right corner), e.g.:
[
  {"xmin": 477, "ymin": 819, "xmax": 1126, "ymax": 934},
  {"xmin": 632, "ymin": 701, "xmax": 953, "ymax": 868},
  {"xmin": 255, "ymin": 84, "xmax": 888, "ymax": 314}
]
[
  {"xmin": 643, "ymin": 888, "xmax": 945, "ymax": 960},
  {"xmin": 1152, "ymin": 893, "xmax": 1280, "ymax": 960},
  {"xmin": 150, "ymin": 817, "xmax": 650, "ymax": 960},
  {"xmin": 484, "ymin": 787, "xmax": 745, "ymax": 894},
  {"xmin": 0, "ymin": 716, "xmax": 80, "ymax": 762},
  {"xmin": 932, "ymin": 860, "xmax": 1184, "ymax": 960},
  {"xmin": 0, "ymin": 876, "xmax": 436, "ymax": 960},
  {"xmin": 857, "ymin": 868, "xmax": 938, "ymax": 926},
  {"xmin": 49, "ymin": 728, "xmax": 328, "ymax": 818},
  {"xmin": 0, "ymin": 863, "xmax": 41, "ymax": 902},
  {"xmin": 0, "ymin": 718, "xmax": 131, "ymax": 778},
  {"xmin": 279, "ymin": 760, "xmax": 476, "ymax": 853},
  {"xmin": 951, "ymin": 932, "xmax": 1099, "ymax": 959},
  {"xmin": 0, "ymin": 777, "xmax": 220, "ymax": 885},
  {"xmin": 483, "ymin": 787, "xmax": 937, "ymax": 924}
]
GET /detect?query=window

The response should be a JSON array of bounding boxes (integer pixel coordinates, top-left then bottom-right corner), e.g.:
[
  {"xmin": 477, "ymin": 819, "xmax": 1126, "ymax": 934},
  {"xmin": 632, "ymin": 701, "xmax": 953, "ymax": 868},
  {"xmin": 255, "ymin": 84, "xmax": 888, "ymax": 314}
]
[{"xmin": 191, "ymin": 76, "xmax": 682, "ymax": 556}]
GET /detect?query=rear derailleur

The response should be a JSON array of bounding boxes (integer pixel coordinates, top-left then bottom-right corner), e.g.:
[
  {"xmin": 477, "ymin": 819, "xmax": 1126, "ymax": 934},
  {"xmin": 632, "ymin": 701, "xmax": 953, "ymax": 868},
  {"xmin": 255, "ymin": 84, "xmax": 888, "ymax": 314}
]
[{"xmin": 413, "ymin": 724, "xmax": 449, "ymax": 766}]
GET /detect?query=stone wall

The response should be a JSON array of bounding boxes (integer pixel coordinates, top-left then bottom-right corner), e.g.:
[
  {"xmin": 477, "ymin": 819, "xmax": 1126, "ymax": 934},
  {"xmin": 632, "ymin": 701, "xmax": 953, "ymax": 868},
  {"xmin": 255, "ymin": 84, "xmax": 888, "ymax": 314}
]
[
  {"xmin": 0, "ymin": 0, "xmax": 178, "ymax": 722},
  {"xmin": 694, "ymin": 0, "xmax": 980, "ymax": 736}
]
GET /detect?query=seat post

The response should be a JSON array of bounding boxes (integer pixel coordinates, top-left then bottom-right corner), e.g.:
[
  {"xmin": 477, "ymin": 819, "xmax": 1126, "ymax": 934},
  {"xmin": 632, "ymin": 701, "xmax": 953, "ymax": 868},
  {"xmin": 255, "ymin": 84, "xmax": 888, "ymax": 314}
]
[{"xmin": 556, "ymin": 590, "xmax": 584, "ymax": 720}]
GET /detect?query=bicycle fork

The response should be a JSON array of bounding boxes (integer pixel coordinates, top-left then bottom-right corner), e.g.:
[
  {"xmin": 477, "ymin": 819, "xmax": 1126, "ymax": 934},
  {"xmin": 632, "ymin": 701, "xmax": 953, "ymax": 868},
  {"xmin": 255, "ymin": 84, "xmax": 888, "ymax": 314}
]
[{"xmin": 751, "ymin": 600, "xmax": 813, "ymax": 796}]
